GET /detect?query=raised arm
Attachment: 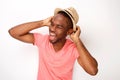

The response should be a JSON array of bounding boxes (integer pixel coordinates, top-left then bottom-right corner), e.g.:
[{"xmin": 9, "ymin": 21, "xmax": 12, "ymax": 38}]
[
  {"xmin": 8, "ymin": 17, "xmax": 52, "ymax": 44},
  {"xmin": 70, "ymin": 26, "xmax": 98, "ymax": 75}
]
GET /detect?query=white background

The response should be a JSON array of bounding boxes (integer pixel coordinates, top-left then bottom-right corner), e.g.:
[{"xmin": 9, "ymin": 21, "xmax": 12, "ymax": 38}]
[{"xmin": 1, "ymin": 0, "xmax": 120, "ymax": 80}]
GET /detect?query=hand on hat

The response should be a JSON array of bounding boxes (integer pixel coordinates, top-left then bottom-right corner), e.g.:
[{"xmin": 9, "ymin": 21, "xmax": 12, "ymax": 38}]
[{"xmin": 70, "ymin": 26, "xmax": 81, "ymax": 44}]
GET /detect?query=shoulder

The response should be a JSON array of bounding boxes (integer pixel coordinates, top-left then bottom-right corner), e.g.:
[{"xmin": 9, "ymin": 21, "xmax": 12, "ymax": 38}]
[
  {"xmin": 65, "ymin": 39, "xmax": 79, "ymax": 58},
  {"xmin": 33, "ymin": 33, "xmax": 49, "ymax": 46},
  {"xmin": 34, "ymin": 33, "xmax": 49, "ymax": 39},
  {"xmin": 66, "ymin": 39, "xmax": 76, "ymax": 48}
]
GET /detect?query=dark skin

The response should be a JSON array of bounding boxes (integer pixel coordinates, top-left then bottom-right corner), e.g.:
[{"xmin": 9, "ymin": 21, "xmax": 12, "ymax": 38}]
[
  {"xmin": 9, "ymin": 13, "xmax": 98, "ymax": 75},
  {"xmin": 49, "ymin": 14, "xmax": 72, "ymax": 52}
]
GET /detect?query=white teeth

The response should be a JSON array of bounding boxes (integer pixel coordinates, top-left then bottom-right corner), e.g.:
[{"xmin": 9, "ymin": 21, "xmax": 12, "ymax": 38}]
[{"xmin": 50, "ymin": 33, "xmax": 56, "ymax": 36}]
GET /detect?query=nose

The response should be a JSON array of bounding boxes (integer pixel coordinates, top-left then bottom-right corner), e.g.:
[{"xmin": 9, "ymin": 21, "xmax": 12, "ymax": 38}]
[{"xmin": 50, "ymin": 25, "xmax": 56, "ymax": 32}]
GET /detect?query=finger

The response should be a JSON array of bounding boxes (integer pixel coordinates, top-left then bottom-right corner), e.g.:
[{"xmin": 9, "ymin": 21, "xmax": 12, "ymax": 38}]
[
  {"xmin": 74, "ymin": 26, "xmax": 81, "ymax": 36},
  {"xmin": 76, "ymin": 26, "xmax": 80, "ymax": 31},
  {"xmin": 49, "ymin": 16, "xmax": 53, "ymax": 21},
  {"xmin": 75, "ymin": 26, "xmax": 80, "ymax": 33}
]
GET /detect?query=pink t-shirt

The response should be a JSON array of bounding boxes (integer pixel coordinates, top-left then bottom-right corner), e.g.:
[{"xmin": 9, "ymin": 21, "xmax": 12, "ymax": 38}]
[{"xmin": 34, "ymin": 33, "xmax": 79, "ymax": 80}]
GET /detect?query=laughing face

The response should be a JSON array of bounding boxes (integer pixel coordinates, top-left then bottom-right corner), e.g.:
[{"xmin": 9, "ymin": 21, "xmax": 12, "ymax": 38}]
[{"xmin": 49, "ymin": 13, "xmax": 73, "ymax": 44}]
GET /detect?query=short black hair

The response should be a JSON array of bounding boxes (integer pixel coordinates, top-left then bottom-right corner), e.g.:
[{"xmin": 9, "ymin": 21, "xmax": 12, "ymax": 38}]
[{"xmin": 58, "ymin": 11, "xmax": 73, "ymax": 29}]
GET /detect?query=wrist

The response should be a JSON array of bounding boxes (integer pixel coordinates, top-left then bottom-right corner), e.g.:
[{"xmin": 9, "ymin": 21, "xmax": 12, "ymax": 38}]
[
  {"xmin": 74, "ymin": 38, "xmax": 80, "ymax": 45},
  {"xmin": 40, "ymin": 20, "xmax": 46, "ymax": 26},
  {"xmin": 74, "ymin": 38, "xmax": 84, "ymax": 47}
]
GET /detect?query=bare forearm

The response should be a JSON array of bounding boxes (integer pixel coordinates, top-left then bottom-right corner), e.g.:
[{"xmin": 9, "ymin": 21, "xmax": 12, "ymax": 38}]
[
  {"xmin": 70, "ymin": 26, "xmax": 98, "ymax": 75},
  {"xmin": 9, "ymin": 20, "xmax": 44, "ymax": 36},
  {"xmin": 8, "ymin": 17, "xmax": 52, "ymax": 43},
  {"xmin": 76, "ymin": 39, "xmax": 98, "ymax": 75}
]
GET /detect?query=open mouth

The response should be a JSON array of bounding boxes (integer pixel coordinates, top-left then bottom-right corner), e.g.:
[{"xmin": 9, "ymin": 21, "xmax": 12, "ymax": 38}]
[{"xmin": 49, "ymin": 32, "xmax": 56, "ymax": 41}]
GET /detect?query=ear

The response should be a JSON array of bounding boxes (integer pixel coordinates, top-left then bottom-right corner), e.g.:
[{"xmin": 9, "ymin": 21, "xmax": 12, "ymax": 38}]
[{"xmin": 67, "ymin": 28, "xmax": 74, "ymax": 35}]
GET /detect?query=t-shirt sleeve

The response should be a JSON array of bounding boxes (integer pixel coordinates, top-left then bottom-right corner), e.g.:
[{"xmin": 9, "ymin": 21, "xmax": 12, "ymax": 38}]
[{"xmin": 33, "ymin": 33, "xmax": 45, "ymax": 46}]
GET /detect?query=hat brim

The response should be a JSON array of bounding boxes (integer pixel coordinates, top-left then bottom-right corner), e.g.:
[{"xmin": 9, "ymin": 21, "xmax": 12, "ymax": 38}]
[{"xmin": 54, "ymin": 8, "xmax": 76, "ymax": 31}]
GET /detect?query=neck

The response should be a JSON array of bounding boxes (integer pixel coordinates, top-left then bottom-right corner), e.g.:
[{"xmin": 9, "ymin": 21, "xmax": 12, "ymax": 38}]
[{"xmin": 52, "ymin": 39, "xmax": 66, "ymax": 52}]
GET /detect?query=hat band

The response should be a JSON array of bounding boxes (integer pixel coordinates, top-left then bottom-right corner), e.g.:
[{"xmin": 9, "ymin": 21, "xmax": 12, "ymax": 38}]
[{"xmin": 64, "ymin": 10, "xmax": 74, "ymax": 20}]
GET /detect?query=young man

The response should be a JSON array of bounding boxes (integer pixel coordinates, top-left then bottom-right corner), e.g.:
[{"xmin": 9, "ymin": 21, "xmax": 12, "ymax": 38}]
[{"xmin": 9, "ymin": 7, "xmax": 98, "ymax": 80}]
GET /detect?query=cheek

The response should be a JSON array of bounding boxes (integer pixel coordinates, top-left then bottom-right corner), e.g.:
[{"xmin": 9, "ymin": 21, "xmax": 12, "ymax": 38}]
[{"xmin": 56, "ymin": 30, "xmax": 67, "ymax": 37}]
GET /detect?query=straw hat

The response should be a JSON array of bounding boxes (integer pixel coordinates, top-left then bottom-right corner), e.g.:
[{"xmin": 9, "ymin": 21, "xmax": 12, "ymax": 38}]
[{"xmin": 54, "ymin": 7, "xmax": 79, "ymax": 31}]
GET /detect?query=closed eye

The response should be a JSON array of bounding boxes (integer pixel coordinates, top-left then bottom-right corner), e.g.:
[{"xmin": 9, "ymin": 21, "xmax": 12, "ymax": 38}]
[{"xmin": 57, "ymin": 25, "xmax": 64, "ymax": 29}]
